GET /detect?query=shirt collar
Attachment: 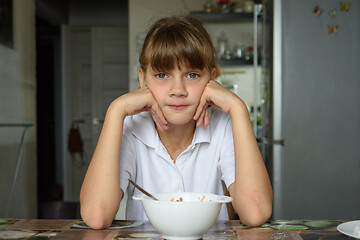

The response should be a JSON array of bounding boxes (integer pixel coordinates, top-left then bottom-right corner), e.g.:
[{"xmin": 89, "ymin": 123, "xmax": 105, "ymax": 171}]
[
  {"xmin": 131, "ymin": 112, "xmax": 158, "ymax": 148},
  {"xmin": 192, "ymin": 122, "xmax": 211, "ymax": 145},
  {"xmin": 131, "ymin": 110, "xmax": 212, "ymax": 148}
]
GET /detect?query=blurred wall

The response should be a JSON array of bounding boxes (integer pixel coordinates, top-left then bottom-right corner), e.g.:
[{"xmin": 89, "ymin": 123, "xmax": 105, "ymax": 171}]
[{"xmin": 0, "ymin": 0, "xmax": 37, "ymax": 218}]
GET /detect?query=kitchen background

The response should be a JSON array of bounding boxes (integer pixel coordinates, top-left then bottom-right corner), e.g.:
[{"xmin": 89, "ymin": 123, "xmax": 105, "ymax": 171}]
[{"xmin": 0, "ymin": 0, "xmax": 359, "ymax": 221}]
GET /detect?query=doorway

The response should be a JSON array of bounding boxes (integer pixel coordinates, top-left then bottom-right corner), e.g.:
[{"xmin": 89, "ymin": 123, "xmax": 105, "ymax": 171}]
[{"xmin": 36, "ymin": 15, "xmax": 67, "ymax": 218}]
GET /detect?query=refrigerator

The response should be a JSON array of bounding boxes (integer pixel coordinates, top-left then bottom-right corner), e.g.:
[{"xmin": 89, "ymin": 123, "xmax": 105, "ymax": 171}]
[{"xmin": 263, "ymin": 0, "xmax": 360, "ymax": 220}]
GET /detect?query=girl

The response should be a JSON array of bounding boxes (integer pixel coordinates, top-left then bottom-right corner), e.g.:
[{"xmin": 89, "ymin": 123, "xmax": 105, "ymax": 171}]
[{"xmin": 80, "ymin": 16, "xmax": 272, "ymax": 229}]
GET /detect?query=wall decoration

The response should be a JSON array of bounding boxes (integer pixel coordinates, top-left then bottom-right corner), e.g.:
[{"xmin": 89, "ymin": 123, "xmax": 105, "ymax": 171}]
[
  {"xmin": 312, "ymin": 2, "xmax": 353, "ymax": 35},
  {"xmin": 313, "ymin": 5, "xmax": 323, "ymax": 16},
  {"xmin": 340, "ymin": 2, "xmax": 351, "ymax": 11},
  {"xmin": 328, "ymin": 24, "xmax": 338, "ymax": 34},
  {"xmin": 0, "ymin": 0, "xmax": 13, "ymax": 48},
  {"xmin": 328, "ymin": 10, "xmax": 337, "ymax": 17}
]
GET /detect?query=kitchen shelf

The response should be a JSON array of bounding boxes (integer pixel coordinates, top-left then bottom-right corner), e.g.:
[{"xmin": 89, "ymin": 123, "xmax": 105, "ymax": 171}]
[
  {"xmin": 190, "ymin": 11, "xmax": 263, "ymax": 67},
  {"xmin": 190, "ymin": 5, "xmax": 265, "ymax": 133},
  {"xmin": 189, "ymin": 11, "xmax": 261, "ymax": 23},
  {"xmin": 217, "ymin": 58, "xmax": 259, "ymax": 66}
]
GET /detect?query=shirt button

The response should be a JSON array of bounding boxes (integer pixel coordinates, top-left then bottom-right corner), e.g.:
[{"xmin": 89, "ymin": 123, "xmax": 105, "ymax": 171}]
[{"xmin": 191, "ymin": 145, "xmax": 196, "ymax": 150}]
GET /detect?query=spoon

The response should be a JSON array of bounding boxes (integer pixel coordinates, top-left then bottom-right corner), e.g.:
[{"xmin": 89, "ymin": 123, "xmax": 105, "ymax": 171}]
[{"xmin": 129, "ymin": 179, "xmax": 159, "ymax": 201}]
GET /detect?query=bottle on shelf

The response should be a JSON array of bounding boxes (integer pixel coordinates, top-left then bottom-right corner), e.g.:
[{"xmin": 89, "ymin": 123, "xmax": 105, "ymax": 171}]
[
  {"xmin": 203, "ymin": 0, "xmax": 215, "ymax": 13},
  {"xmin": 232, "ymin": 43, "xmax": 246, "ymax": 59},
  {"xmin": 216, "ymin": 32, "xmax": 231, "ymax": 59},
  {"xmin": 216, "ymin": 0, "xmax": 230, "ymax": 13}
]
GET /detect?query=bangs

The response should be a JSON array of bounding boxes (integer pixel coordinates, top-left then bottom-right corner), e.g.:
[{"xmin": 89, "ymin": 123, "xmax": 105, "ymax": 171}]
[{"xmin": 140, "ymin": 16, "xmax": 215, "ymax": 72}]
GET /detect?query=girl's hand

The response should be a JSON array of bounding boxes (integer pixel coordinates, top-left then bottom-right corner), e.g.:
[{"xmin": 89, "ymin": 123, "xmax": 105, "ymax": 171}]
[
  {"xmin": 115, "ymin": 87, "xmax": 168, "ymax": 131},
  {"xmin": 193, "ymin": 80, "xmax": 243, "ymax": 127}
]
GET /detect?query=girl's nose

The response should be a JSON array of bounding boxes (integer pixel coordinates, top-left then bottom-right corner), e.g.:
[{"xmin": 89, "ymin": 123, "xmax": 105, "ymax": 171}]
[{"xmin": 169, "ymin": 77, "xmax": 187, "ymax": 97}]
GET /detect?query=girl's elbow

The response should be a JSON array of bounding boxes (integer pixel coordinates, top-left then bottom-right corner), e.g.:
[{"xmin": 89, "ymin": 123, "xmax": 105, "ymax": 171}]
[
  {"xmin": 235, "ymin": 202, "xmax": 272, "ymax": 227},
  {"xmin": 84, "ymin": 218, "xmax": 110, "ymax": 230},
  {"xmin": 242, "ymin": 206, "xmax": 272, "ymax": 227},
  {"xmin": 80, "ymin": 207, "xmax": 113, "ymax": 230},
  {"xmin": 241, "ymin": 217, "xmax": 266, "ymax": 227}
]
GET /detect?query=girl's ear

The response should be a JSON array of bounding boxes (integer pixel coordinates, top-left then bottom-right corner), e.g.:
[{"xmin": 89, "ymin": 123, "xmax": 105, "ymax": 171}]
[
  {"xmin": 138, "ymin": 68, "xmax": 146, "ymax": 87},
  {"xmin": 210, "ymin": 67, "xmax": 217, "ymax": 81}
]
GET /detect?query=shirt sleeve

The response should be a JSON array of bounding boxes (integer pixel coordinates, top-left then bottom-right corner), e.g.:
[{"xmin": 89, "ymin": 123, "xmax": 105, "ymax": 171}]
[
  {"xmin": 219, "ymin": 116, "xmax": 236, "ymax": 189},
  {"xmin": 119, "ymin": 116, "xmax": 137, "ymax": 194}
]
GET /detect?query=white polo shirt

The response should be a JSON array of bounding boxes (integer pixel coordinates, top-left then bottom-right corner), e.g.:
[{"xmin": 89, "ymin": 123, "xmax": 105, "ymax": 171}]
[{"xmin": 119, "ymin": 107, "xmax": 235, "ymax": 220}]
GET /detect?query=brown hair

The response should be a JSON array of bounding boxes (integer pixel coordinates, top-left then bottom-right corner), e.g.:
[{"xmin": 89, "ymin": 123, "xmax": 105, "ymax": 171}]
[{"xmin": 139, "ymin": 16, "xmax": 215, "ymax": 73}]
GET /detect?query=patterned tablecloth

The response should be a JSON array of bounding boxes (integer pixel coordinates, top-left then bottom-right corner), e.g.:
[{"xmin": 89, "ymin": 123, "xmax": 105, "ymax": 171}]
[{"xmin": 0, "ymin": 218, "xmax": 354, "ymax": 239}]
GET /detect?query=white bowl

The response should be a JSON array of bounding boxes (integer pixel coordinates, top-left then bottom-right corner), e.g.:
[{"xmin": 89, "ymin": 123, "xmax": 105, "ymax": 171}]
[{"xmin": 133, "ymin": 192, "xmax": 232, "ymax": 240}]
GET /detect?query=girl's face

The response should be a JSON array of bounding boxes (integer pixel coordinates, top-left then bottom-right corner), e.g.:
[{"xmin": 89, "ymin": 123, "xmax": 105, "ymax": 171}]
[{"xmin": 139, "ymin": 63, "xmax": 216, "ymax": 127}]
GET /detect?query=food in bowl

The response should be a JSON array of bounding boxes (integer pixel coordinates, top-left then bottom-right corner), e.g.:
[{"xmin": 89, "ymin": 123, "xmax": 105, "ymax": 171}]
[
  {"xmin": 133, "ymin": 192, "xmax": 232, "ymax": 240},
  {"xmin": 170, "ymin": 197, "xmax": 183, "ymax": 202}
]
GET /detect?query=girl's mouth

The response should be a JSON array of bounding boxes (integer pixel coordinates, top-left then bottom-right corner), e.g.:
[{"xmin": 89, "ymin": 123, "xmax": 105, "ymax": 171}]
[{"xmin": 168, "ymin": 105, "xmax": 188, "ymax": 110}]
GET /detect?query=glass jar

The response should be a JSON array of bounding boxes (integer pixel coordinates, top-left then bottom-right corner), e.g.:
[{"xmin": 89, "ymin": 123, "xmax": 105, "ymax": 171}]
[
  {"xmin": 232, "ymin": 44, "xmax": 246, "ymax": 59},
  {"xmin": 203, "ymin": 0, "xmax": 215, "ymax": 13},
  {"xmin": 231, "ymin": 1, "xmax": 245, "ymax": 13},
  {"xmin": 217, "ymin": 0, "xmax": 230, "ymax": 13},
  {"xmin": 243, "ymin": 0, "xmax": 254, "ymax": 13},
  {"xmin": 216, "ymin": 32, "xmax": 229, "ymax": 59}
]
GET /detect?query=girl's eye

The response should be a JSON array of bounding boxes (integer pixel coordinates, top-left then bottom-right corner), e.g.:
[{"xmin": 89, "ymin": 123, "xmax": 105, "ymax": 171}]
[
  {"xmin": 187, "ymin": 73, "xmax": 199, "ymax": 79},
  {"xmin": 155, "ymin": 73, "xmax": 168, "ymax": 79}
]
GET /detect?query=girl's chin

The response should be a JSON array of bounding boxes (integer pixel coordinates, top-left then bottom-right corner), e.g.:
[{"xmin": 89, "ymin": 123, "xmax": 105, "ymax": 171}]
[
  {"xmin": 162, "ymin": 109, "xmax": 197, "ymax": 126},
  {"xmin": 164, "ymin": 117, "xmax": 196, "ymax": 128}
]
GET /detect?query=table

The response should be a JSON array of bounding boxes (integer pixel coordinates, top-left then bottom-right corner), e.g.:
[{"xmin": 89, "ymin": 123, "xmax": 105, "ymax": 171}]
[{"xmin": 0, "ymin": 219, "xmax": 353, "ymax": 239}]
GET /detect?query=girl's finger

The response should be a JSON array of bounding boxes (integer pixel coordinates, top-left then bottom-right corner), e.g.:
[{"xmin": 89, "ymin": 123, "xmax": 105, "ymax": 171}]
[
  {"xmin": 150, "ymin": 103, "xmax": 168, "ymax": 130},
  {"xmin": 150, "ymin": 110, "xmax": 164, "ymax": 130},
  {"xmin": 151, "ymin": 111, "xmax": 168, "ymax": 131},
  {"xmin": 194, "ymin": 95, "xmax": 208, "ymax": 120},
  {"xmin": 152, "ymin": 105, "xmax": 167, "ymax": 126},
  {"xmin": 203, "ymin": 106, "xmax": 210, "ymax": 127},
  {"xmin": 196, "ymin": 105, "xmax": 207, "ymax": 127},
  {"xmin": 153, "ymin": 117, "xmax": 167, "ymax": 131}
]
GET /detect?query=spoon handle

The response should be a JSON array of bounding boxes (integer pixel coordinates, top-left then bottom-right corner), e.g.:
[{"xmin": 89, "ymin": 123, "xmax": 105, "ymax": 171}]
[{"xmin": 129, "ymin": 179, "xmax": 159, "ymax": 201}]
